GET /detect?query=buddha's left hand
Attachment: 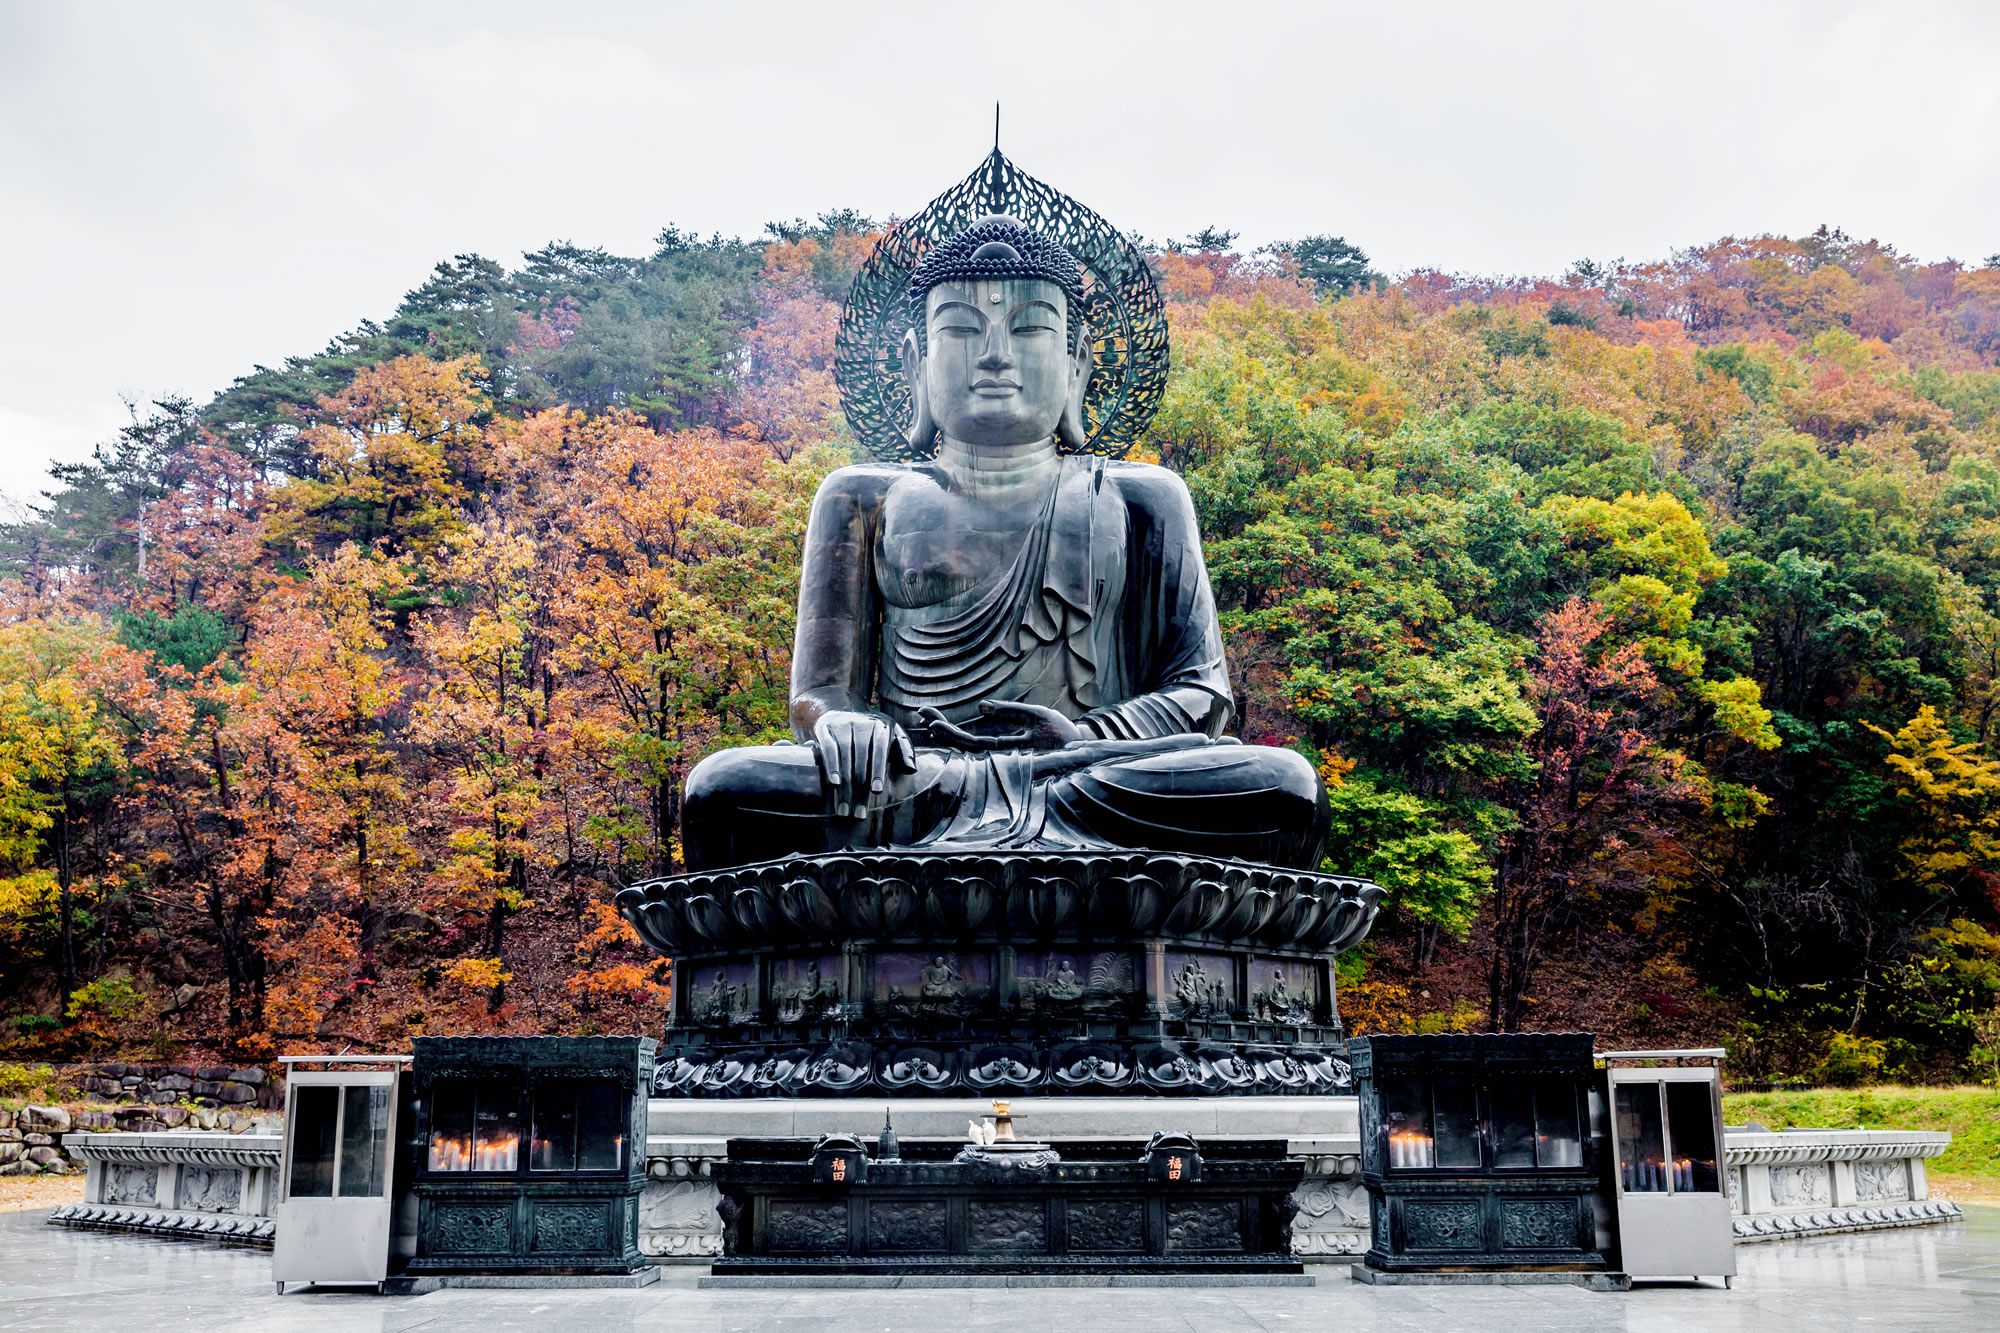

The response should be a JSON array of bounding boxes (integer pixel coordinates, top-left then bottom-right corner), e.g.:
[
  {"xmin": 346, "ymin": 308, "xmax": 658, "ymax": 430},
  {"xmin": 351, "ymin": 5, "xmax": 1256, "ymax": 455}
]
[{"xmin": 915, "ymin": 700, "xmax": 1082, "ymax": 751}]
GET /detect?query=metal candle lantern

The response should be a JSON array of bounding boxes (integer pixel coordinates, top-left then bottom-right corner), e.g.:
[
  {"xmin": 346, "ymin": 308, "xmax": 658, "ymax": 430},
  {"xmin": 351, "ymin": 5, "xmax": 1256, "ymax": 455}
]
[
  {"xmin": 407, "ymin": 1036, "xmax": 653, "ymax": 1277},
  {"xmin": 1352, "ymin": 1033, "xmax": 1623, "ymax": 1288}
]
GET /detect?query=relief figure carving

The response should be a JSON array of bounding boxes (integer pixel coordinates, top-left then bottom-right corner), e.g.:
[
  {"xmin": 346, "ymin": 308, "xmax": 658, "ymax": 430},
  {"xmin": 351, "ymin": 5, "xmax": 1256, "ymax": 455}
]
[
  {"xmin": 866, "ymin": 1198, "xmax": 947, "ymax": 1252},
  {"xmin": 1165, "ymin": 1201, "xmax": 1243, "ymax": 1252},
  {"xmin": 1066, "ymin": 1198, "xmax": 1144, "ymax": 1251},
  {"xmin": 104, "ymin": 1163, "xmax": 158, "ymax": 1206},
  {"xmin": 175, "ymin": 1166, "xmax": 242, "ymax": 1213},
  {"xmin": 967, "ymin": 1200, "xmax": 1045, "ymax": 1253},
  {"xmin": 767, "ymin": 1199, "xmax": 849, "ymax": 1253},
  {"xmin": 638, "ymin": 1179, "xmax": 723, "ymax": 1256},
  {"xmin": 1853, "ymin": 1161, "xmax": 1910, "ymax": 1202},
  {"xmin": 1771, "ymin": 1164, "xmax": 1832, "ymax": 1207}
]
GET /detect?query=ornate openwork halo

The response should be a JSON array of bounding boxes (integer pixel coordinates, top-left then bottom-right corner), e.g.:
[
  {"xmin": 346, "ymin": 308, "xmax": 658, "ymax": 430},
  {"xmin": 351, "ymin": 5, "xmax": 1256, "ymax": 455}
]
[{"xmin": 834, "ymin": 149, "xmax": 1170, "ymax": 462}]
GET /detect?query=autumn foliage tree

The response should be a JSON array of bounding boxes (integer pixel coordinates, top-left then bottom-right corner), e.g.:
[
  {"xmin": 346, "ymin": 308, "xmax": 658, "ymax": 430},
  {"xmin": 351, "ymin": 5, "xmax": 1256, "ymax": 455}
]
[{"xmin": 4, "ymin": 219, "xmax": 2000, "ymax": 1078}]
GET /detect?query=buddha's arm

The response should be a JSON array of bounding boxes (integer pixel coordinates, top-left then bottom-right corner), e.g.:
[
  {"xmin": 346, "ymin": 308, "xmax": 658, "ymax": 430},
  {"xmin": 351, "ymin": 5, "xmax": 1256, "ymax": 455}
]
[
  {"xmin": 788, "ymin": 468, "xmax": 915, "ymax": 813},
  {"xmin": 1077, "ymin": 466, "xmax": 1235, "ymax": 742},
  {"xmin": 789, "ymin": 467, "xmax": 893, "ymax": 735},
  {"xmin": 1079, "ymin": 687, "xmax": 1228, "ymax": 741}
]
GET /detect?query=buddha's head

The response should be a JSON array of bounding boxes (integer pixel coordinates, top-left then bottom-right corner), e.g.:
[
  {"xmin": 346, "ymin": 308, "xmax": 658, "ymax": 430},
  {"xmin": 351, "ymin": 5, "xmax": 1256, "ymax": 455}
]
[{"xmin": 901, "ymin": 215, "xmax": 1092, "ymax": 453}]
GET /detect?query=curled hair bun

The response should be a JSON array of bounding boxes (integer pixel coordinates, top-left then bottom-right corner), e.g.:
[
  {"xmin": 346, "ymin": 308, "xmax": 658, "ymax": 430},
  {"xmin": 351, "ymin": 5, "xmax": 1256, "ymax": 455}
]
[{"xmin": 907, "ymin": 215, "xmax": 1087, "ymax": 351}]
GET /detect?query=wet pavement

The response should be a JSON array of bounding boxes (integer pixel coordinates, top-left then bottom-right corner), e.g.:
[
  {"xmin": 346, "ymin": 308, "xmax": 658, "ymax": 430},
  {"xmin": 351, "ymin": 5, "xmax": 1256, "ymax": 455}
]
[{"xmin": 3, "ymin": 1206, "xmax": 1996, "ymax": 1331}]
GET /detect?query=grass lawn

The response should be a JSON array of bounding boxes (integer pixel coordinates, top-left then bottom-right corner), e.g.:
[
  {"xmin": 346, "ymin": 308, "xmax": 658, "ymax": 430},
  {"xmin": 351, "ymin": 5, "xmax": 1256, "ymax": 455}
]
[{"xmin": 1724, "ymin": 1085, "xmax": 2000, "ymax": 1205}]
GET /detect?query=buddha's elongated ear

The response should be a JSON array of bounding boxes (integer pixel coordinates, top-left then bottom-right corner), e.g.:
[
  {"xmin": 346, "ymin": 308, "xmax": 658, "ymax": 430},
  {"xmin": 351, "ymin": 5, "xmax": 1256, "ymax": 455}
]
[
  {"xmin": 1056, "ymin": 319, "xmax": 1093, "ymax": 452},
  {"xmin": 900, "ymin": 326, "xmax": 936, "ymax": 455}
]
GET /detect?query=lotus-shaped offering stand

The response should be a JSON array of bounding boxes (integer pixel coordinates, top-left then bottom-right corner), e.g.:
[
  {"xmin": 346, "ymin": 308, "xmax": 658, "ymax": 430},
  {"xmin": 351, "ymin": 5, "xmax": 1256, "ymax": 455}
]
[
  {"xmin": 953, "ymin": 1140, "xmax": 1063, "ymax": 1180},
  {"xmin": 617, "ymin": 849, "xmax": 1383, "ymax": 1098}
]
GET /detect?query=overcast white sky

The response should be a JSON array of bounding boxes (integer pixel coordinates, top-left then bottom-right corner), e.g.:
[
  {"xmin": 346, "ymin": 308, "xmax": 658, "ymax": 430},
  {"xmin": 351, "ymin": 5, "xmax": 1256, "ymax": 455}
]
[{"xmin": 4, "ymin": 0, "xmax": 1998, "ymax": 506}]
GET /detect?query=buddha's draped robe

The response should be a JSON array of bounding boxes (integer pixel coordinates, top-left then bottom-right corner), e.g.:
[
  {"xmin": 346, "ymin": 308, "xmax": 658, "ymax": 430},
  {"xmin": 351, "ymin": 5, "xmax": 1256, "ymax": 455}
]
[{"xmin": 683, "ymin": 456, "xmax": 1327, "ymax": 869}]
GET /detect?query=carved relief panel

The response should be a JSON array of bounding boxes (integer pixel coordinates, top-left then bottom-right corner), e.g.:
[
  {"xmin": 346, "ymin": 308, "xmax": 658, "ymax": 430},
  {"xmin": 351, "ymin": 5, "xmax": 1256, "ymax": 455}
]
[
  {"xmin": 432, "ymin": 1201, "xmax": 513, "ymax": 1253},
  {"xmin": 1016, "ymin": 950, "xmax": 1136, "ymax": 1015},
  {"xmin": 638, "ymin": 1179, "xmax": 723, "ymax": 1257},
  {"xmin": 530, "ymin": 1202, "xmax": 610, "ymax": 1253},
  {"xmin": 1164, "ymin": 1201, "xmax": 1243, "ymax": 1252},
  {"xmin": 176, "ymin": 1166, "xmax": 242, "ymax": 1213},
  {"xmin": 1770, "ymin": 1164, "xmax": 1832, "ymax": 1208},
  {"xmin": 767, "ymin": 1199, "xmax": 848, "ymax": 1253},
  {"xmin": 1403, "ymin": 1198, "xmax": 1485, "ymax": 1251},
  {"xmin": 1163, "ymin": 950, "xmax": 1237, "ymax": 1019},
  {"xmin": 1854, "ymin": 1160, "xmax": 1910, "ymax": 1202},
  {"xmin": 1498, "ymin": 1199, "xmax": 1575, "ymax": 1251},
  {"xmin": 769, "ymin": 955, "xmax": 843, "ymax": 1023},
  {"xmin": 1248, "ymin": 957, "xmax": 1319, "ymax": 1024},
  {"xmin": 1065, "ymin": 1197, "xmax": 1144, "ymax": 1252},
  {"xmin": 686, "ymin": 960, "xmax": 758, "ymax": 1026},
  {"xmin": 875, "ymin": 952, "xmax": 991, "ymax": 1018},
  {"xmin": 104, "ymin": 1164, "xmax": 158, "ymax": 1206},
  {"xmin": 865, "ymin": 1197, "xmax": 948, "ymax": 1252},
  {"xmin": 967, "ymin": 1200, "xmax": 1045, "ymax": 1254}
]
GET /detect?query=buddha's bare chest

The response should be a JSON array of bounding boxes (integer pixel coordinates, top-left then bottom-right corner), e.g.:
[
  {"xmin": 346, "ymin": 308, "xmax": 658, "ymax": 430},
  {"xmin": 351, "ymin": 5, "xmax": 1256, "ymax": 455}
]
[{"xmin": 875, "ymin": 485, "xmax": 1044, "ymax": 609}]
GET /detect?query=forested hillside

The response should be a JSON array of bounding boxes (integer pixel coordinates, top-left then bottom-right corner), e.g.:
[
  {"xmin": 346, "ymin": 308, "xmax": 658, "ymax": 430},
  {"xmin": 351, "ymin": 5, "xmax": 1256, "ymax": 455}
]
[{"xmin": 5, "ymin": 216, "xmax": 2000, "ymax": 1085}]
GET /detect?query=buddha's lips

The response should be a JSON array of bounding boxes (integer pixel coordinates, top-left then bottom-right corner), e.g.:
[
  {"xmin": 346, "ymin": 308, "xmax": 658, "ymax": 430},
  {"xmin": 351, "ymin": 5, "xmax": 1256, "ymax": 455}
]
[{"xmin": 972, "ymin": 379, "xmax": 1020, "ymax": 394}]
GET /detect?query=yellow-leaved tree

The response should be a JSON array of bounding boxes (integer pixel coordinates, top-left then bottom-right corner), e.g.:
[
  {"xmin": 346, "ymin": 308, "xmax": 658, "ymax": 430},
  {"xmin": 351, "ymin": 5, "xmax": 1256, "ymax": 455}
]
[
  {"xmin": 0, "ymin": 615, "xmax": 126, "ymax": 1003},
  {"xmin": 1866, "ymin": 704, "xmax": 2000, "ymax": 896}
]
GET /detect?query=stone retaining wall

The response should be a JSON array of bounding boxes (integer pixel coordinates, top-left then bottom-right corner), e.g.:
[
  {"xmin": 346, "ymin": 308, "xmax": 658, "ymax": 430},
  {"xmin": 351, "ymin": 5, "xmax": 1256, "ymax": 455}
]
[
  {"xmin": 72, "ymin": 1062, "xmax": 278, "ymax": 1116},
  {"xmin": 2, "ymin": 1068, "xmax": 276, "ymax": 1179},
  {"xmin": 0, "ymin": 1106, "xmax": 77, "ymax": 1176}
]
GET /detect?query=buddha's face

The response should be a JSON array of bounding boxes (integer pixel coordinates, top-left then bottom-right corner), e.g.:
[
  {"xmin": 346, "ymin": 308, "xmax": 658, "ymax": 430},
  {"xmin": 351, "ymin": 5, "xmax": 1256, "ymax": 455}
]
[{"xmin": 919, "ymin": 278, "xmax": 1078, "ymax": 448}]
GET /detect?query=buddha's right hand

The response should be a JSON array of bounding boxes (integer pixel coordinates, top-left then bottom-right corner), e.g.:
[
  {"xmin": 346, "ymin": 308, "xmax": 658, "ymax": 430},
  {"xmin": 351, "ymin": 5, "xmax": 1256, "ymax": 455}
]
[{"xmin": 810, "ymin": 710, "xmax": 917, "ymax": 819}]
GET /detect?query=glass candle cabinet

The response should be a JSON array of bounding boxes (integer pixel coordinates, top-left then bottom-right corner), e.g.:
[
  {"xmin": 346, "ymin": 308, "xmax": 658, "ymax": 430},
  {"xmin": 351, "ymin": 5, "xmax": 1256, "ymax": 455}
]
[
  {"xmin": 408, "ymin": 1036, "xmax": 653, "ymax": 1276},
  {"xmin": 1354, "ymin": 1033, "xmax": 1613, "ymax": 1279},
  {"xmin": 272, "ymin": 1054, "xmax": 414, "ymax": 1294},
  {"xmin": 1600, "ymin": 1050, "xmax": 1734, "ymax": 1284}
]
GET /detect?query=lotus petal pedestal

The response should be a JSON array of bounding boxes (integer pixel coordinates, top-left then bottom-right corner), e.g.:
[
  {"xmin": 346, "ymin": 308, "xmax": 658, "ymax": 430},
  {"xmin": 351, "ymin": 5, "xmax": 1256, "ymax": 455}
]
[{"xmin": 617, "ymin": 850, "xmax": 1384, "ymax": 1099}]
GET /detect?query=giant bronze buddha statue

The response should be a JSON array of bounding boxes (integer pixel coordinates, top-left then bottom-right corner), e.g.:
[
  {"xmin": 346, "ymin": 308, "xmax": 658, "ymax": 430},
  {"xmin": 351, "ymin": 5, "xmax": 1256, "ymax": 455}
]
[
  {"xmin": 621, "ymin": 154, "xmax": 1381, "ymax": 1100},
  {"xmin": 683, "ymin": 215, "xmax": 1328, "ymax": 871}
]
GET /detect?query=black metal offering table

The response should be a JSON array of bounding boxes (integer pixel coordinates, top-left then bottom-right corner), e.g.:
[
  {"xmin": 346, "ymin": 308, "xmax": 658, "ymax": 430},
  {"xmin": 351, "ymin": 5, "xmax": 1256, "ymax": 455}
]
[
  {"xmin": 711, "ymin": 1132, "xmax": 1304, "ymax": 1275},
  {"xmin": 618, "ymin": 850, "xmax": 1382, "ymax": 1098},
  {"xmin": 406, "ymin": 1036, "xmax": 653, "ymax": 1276},
  {"xmin": 1352, "ymin": 1033, "xmax": 1624, "ymax": 1287}
]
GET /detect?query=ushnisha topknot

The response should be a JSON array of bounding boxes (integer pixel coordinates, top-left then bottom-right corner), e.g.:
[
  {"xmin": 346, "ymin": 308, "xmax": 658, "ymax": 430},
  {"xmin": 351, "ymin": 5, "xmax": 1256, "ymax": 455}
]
[{"xmin": 906, "ymin": 214, "xmax": 1088, "ymax": 353}]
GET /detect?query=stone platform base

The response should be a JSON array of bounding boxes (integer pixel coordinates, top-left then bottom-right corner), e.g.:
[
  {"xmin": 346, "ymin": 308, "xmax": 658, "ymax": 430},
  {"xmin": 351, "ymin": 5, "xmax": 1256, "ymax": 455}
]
[
  {"xmin": 1351, "ymin": 1266, "xmax": 1632, "ymax": 1291},
  {"xmin": 700, "ymin": 1272, "xmax": 1318, "ymax": 1288},
  {"xmin": 640, "ymin": 1095, "xmax": 1367, "ymax": 1262},
  {"xmin": 386, "ymin": 1269, "xmax": 661, "ymax": 1293}
]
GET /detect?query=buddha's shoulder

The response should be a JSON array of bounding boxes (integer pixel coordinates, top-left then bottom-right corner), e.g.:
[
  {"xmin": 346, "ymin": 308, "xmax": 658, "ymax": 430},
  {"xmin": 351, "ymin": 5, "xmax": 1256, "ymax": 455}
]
[
  {"xmin": 811, "ymin": 461, "xmax": 941, "ymax": 506},
  {"xmin": 1098, "ymin": 458, "xmax": 1196, "ymax": 515}
]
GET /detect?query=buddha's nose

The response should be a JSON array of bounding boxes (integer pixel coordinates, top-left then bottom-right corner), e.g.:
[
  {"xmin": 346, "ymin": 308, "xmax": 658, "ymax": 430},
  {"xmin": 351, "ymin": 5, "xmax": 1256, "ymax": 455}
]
[{"xmin": 978, "ymin": 318, "xmax": 1013, "ymax": 370}]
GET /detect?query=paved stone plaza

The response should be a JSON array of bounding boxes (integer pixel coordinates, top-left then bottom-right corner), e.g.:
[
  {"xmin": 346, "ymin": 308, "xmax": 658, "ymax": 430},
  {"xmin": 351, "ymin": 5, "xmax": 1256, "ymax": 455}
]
[{"xmin": 2, "ymin": 1205, "xmax": 1996, "ymax": 1331}]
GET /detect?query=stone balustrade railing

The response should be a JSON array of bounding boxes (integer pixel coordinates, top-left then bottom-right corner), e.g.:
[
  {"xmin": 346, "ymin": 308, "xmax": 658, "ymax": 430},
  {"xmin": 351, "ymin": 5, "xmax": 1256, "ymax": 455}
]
[
  {"xmin": 1724, "ymin": 1126, "xmax": 1962, "ymax": 1241},
  {"xmin": 41, "ymin": 1105, "xmax": 1964, "ymax": 1260},
  {"xmin": 47, "ymin": 1131, "xmax": 281, "ymax": 1245}
]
